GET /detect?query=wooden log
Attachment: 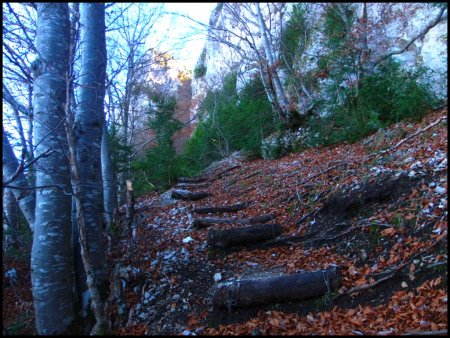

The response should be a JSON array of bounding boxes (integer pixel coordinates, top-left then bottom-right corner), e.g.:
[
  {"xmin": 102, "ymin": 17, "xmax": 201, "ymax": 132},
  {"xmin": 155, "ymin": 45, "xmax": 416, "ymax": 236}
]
[
  {"xmin": 193, "ymin": 202, "xmax": 249, "ymax": 214},
  {"xmin": 208, "ymin": 223, "xmax": 282, "ymax": 248},
  {"xmin": 212, "ymin": 265, "xmax": 339, "ymax": 308},
  {"xmin": 178, "ymin": 177, "xmax": 206, "ymax": 183},
  {"xmin": 125, "ymin": 180, "xmax": 136, "ymax": 239},
  {"xmin": 213, "ymin": 164, "xmax": 241, "ymax": 180},
  {"xmin": 171, "ymin": 189, "xmax": 209, "ymax": 201},
  {"xmin": 193, "ymin": 213, "xmax": 276, "ymax": 229},
  {"xmin": 175, "ymin": 182, "xmax": 209, "ymax": 189}
]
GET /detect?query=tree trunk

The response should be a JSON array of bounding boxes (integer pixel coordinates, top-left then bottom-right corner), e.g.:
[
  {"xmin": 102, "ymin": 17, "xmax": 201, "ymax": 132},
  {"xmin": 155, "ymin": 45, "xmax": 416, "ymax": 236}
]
[
  {"xmin": 256, "ymin": 3, "xmax": 294, "ymax": 124},
  {"xmin": 75, "ymin": 2, "xmax": 107, "ymax": 283},
  {"xmin": 3, "ymin": 188, "xmax": 20, "ymax": 251},
  {"xmin": 102, "ymin": 124, "xmax": 117, "ymax": 232},
  {"xmin": 208, "ymin": 223, "xmax": 282, "ymax": 248},
  {"xmin": 2, "ymin": 127, "xmax": 35, "ymax": 231},
  {"xmin": 126, "ymin": 179, "xmax": 136, "ymax": 239},
  {"xmin": 31, "ymin": 4, "xmax": 75, "ymax": 334},
  {"xmin": 193, "ymin": 213, "xmax": 275, "ymax": 229},
  {"xmin": 212, "ymin": 266, "xmax": 339, "ymax": 308},
  {"xmin": 193, "ymin": 202, "xmax": 249, "ymax": 214},
  {"xmin": 171, "ymin": 189, "xmax": 210, "ymax": 201}
]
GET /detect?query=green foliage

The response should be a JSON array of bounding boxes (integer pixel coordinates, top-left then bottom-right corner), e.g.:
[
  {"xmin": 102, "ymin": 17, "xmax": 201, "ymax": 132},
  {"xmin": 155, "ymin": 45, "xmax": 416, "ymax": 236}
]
[
  {"xmin": 108, "ymin": 124, "xmax": 133, "ymax": 181},
  {"xmin": 193, "ymin": 64, "xmax": 207, "ymax": 79},
  {"xmin": 281, "ymin": 4, "xmax": 309, "ymax": 69},
  {"xmin": 130, "ymin": 94, "xmax": 182, "ymax": 195},
  {"xmin": 323, "ymin": 4, "xmax": 355, "ymax": 49},
  {"xmin": 306, "ymin": 58, "xmax": 438, "ymax": 146},
  {"xmin": 183, "ymin": 72, "xmax": 276, "ymax": 169}
]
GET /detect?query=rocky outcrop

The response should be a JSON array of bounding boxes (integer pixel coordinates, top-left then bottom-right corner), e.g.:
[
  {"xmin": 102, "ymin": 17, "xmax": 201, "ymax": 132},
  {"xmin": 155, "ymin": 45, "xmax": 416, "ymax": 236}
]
[{"xmin": 191, "ymin": 3, "xmax": 447, "ymax": 121}]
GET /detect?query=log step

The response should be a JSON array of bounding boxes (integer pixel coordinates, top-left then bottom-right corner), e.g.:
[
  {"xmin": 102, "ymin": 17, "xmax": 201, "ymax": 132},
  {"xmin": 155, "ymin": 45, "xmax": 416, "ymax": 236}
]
[
  {"xmin": 171, "ymin": 189, "xmax": 209, "ymax": 201},
  {"xmin": 193, "ymin": 202, "xmax": 249, "ymax": 214},
  {"xmin": 193, "ymin": 213, "xmax": 275, "ymax": 229},
  {"xmin": 212, "ymin": 265, "xmax": 339, "ymax": 308},
  {"xmin": 175, "ymin": 182, "xmax": 209, "ymax": 189},
  {"xmin": 208, "ymin": 223, "xmax": 282, "ymax": 248},
  {"xmin": 178, "ymin": 177, "xmax": 206, "ymax": 183}
]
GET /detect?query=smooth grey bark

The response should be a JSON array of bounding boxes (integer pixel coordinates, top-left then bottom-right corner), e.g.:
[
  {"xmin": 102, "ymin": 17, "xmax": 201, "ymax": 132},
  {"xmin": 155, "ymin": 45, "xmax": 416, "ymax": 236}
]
[
  {"xmin": 66, "ymin": 4, "xmax": 109, "ymax": 334},
  {"xmin": 101, "ymin": 124, "xmax": 117, "ymax": 232},
  {"xmin": 74, "ymin": 2, "xmax": 107, "ymax": 283},
  {"xmin": 31, "ymin": 3, "xmax": 75, "ymax": 335},
  {"xmin": 3, "ymin": 188, "xmax": 20, "ymax": 251},
  {"xmin": 256, "ymin": 3, "xmax": 294, "ymax": 124},
  {"xmin": 2, "ymin": 127, "xmax": 35, "ymax": 231}
]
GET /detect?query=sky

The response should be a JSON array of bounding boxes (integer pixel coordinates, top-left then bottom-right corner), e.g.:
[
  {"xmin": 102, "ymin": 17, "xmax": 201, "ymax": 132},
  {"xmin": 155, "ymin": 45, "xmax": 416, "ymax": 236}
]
[
  {"xmin": 3, "ymin": 3, "xmax": 218, "ymax": 156},
  {"xmin": 161, "ymin": 3, "xmax": 217, "ymax": 71}
]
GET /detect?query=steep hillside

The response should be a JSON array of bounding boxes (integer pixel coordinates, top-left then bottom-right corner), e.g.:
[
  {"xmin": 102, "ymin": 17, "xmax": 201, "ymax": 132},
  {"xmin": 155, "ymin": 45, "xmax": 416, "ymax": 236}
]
[{"xmin": 111, "ymin": 107, "xmax": 447, "ymax": 335}]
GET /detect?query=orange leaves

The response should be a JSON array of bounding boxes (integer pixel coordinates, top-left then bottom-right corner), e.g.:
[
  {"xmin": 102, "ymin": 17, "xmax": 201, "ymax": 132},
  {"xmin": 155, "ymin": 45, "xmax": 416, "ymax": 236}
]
[
  {"xmin": 380, "ymin": 227, "xmax": 396, "ymax": 236},
  {"xmin": 206, "ymin": 278, "xmax": 447, "ymax": 335}
]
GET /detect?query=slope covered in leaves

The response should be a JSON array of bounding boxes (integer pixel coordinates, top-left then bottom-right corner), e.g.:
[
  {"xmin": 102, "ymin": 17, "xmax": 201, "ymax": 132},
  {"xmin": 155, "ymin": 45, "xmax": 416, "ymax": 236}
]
[
  {"xmin": 3, "ymin": 108, "xmax": 447, "ymax": 335},
  {"xmin": 109, "ymin": 107, "xmax": 447, "ymax": 335}
]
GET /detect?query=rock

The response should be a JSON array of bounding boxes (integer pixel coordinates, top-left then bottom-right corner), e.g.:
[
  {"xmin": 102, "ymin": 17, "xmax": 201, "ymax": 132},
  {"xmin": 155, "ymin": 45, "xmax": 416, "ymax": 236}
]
[
  {"xmin": 160, "ymin": 190, "xmax": 177, "ymax": 206},
  {"xmin": 435, "ymin": 186, "xmax": 446, "ymax": 194},
  {"xmin": 213, "ymin": 272, "xmax": 222, "ymax": 283},
  {"xmin": 182, "ymin": 236, "xmax": 193, "ymax": 243},
  {"xmin": 4, "ymin": 268, "xmax": 17, "ymax": 284},
  {"xmin": 138, "ymin": 312, "xmax": 148, "ymax": 320}
]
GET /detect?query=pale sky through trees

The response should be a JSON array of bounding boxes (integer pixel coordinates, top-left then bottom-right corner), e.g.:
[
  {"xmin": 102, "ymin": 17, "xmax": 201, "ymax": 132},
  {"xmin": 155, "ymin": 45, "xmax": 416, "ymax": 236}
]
[
  {"xmin": 162, "ymin": 2, "xmax": 217, "ymax": 70},
  {"xmin": 2, "ymin": 2, "xmax": 216, "ymax": 157}
]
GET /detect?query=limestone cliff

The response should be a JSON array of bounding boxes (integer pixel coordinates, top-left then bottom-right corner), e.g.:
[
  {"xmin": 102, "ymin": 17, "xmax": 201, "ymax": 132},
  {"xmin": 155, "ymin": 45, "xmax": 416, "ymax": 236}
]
[{"xmin": 190, "ymin": 3, "xmax": 447, "ymax": 122}]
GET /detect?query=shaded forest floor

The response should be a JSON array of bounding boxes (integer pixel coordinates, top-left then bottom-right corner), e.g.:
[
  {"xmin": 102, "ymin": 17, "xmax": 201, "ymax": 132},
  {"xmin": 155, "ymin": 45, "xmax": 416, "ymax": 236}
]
[{"xmin": 2, "ymin": 107, "xmax": 448, "ymax": 335}]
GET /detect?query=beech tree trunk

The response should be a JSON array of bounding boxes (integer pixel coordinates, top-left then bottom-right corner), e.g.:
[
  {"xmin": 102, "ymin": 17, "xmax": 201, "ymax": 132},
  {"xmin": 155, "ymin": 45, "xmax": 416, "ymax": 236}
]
[
  {"xmin": 193, "ymin": 202, "xmax": 249, "ymax": 214},
  {"xmin": 3, "ymin": 188, "xmax": 20, "ymax": 251},
  {"xmin": 102, "ymin": 124, "xmax": 117, "ymax": 232},
  {"xmin": 171, "ymin": 189, "xmax": 210, "ymax": 201},
  {"xmin": 212, "ymin": 266, "xmax": 339, "ymax": 308},
  {"xmin": 2, "ymin": 127, "xmax": 35, "ymax": 231},
  {"xmin": 75, "ymin": 2, "xmax": 107, "ymax": 283},
  {"xmin": 193, "ymin": 213, "xmax": 275, "ymax": 229},
  {"xmin": 31, "ymin": 4, "xmax": 75, "ymax": 334},
  {"xmin": 208, "ymin": 223, "xmax": 282, "ymax": 248}
]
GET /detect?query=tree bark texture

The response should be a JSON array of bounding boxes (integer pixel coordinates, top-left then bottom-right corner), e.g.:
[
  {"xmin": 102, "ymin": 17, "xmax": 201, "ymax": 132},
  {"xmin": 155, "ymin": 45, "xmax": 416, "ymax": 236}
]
[
  {"xmin": 208, "ymin": 223, "xmax": 282, "ymax": 248},
  {"xmin": 31, "ymin": 3, "xmax": 75, "ymax": 334},
  {"xmin": 256, "ymin": 3, "xmax": 294, "ymax": 123},
  {"xmin": 2, "ymin": 127, "xmax": 35, "ymax": 231},
  {"xmin": 102, "ymin": 124, "xmax": 117, "ymax": 232},
  {"xmin": 75, "ymin": 2, "xmax": 107, "ymax": 282},
  {"xmin": 193, "ymin": 202, "xmax": 249, "ymax": 214},
  {"xmin": 212, "ymin": 266, "xmax": 340, "ymax": 308},
  {"xmin": 193, "ymin": 213, "xmax": 275, "ymax": 229},
  {"xmin": 3, "ymin": 188, "xmax": 20, "ymax": 251},
  {"xmin": 171, "ymin": 189, "xmax": 210, "ymax": 201}
]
